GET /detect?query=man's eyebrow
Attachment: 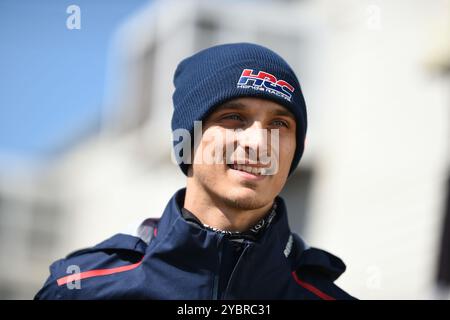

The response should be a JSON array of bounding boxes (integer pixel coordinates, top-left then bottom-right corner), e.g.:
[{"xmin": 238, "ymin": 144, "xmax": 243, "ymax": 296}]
[
  {"xmin": 269, "ymin": 108, "xmax": 296, "ymax": 120},
  {"xmin": 215, "ymin": 101, "xmax": 247, "ymax": 112},
  {"xmin": 215, "ymin": 101, "xmax": 296, "ymax": 120}
]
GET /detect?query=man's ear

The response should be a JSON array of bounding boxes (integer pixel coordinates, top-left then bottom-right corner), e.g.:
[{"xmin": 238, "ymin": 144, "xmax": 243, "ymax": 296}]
[{"xmin": 187, "ymin": 164, "xmax": 193, "ymax": 177}]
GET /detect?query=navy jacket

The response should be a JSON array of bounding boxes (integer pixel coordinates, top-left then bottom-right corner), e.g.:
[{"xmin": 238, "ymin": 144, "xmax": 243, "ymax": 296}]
[{"xmin": 35, "ymin": 188, "xmax": 355, "ymax": 300}]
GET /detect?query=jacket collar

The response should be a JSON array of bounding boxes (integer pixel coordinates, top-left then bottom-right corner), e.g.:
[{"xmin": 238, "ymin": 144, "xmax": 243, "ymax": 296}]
[
  {"xmin": 152, "ymin": 188, "xmax": 293, "ymax": 255},
  {"xmin": 148, "ymin": 188, "xmax": 347, "ymax": 282},
  {"xmin": 144, "ymin": 188, "xmax": 296, "ymax": 284}
]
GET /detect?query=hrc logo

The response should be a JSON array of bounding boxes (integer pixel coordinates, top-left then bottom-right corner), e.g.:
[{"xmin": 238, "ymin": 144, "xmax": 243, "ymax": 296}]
[{"xmin": 237, "ymin": 69, "xmax": 295, "ymax": 102}]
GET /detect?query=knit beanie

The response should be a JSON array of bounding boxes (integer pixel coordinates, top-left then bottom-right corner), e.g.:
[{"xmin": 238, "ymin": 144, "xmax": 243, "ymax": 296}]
[{"xmin": 171, "ymin": 42, "xmax": 307, "ymax": 176}]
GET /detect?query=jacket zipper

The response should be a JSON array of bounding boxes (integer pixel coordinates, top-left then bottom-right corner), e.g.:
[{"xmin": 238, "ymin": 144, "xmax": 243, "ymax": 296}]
[
  {"xmin": 222, "ymin": 241, "xmax": 251, "ymax": 299},
  {"xmin": 212, "ymin": 234, "xmax": 224, "ymax": 300}
]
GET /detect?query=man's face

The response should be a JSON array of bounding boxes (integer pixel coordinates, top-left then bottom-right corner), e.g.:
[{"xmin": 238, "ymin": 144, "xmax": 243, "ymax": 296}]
[{"xmin": 189, "ymin": 97, "xmax": 297, "ymax": 210}]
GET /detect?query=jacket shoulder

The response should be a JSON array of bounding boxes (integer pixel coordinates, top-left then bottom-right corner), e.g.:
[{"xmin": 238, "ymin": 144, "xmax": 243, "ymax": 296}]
[
  {"xmin": 291, "ymin": 233, "xmax": 357, "ymax": 300},
  {"xmin": 34, "ymin": 233, "xmax": 148, "ymax": 300},
  {"xmin": 35, "ymin": 218, "xmax": 159, "ymax": 299}
]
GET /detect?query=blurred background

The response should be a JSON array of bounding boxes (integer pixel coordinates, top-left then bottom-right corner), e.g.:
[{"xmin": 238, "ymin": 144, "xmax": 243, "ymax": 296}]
[{"xmin": 0, "ymin": 0, "xmax": 449, "ymax": 299}]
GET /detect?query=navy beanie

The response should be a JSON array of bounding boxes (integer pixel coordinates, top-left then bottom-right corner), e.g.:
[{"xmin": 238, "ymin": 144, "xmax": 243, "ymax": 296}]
[{"xmin": 171, "ymin": 43, "xmax": 307, "ymax": 176}]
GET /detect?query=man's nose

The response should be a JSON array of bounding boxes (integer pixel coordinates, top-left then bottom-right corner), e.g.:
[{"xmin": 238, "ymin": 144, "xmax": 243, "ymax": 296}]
[{"xmin": 237, "ymin": 122, "xmax": 269, "ymax": 160}]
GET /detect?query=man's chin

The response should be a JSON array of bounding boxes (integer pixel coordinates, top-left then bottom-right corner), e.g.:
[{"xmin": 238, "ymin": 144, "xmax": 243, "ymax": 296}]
[{"xmin": 221, "ymin": 187, "xmax": 270, "ymax": 211}]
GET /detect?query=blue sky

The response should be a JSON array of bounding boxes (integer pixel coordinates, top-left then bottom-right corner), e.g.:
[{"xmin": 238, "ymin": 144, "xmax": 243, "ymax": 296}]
[{"xmin": 0, "ymin": 0, "xmax": 148, "ymax": 165}]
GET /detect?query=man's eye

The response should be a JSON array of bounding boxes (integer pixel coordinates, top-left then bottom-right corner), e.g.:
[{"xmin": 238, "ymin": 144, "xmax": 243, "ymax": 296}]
[
  {"xmin": 223, "ymin": 114, "xmax": 243, "ymax": 121},
  {"xmin": 272, "ymin": 120, "xmax": 289, "ymax": 128}
]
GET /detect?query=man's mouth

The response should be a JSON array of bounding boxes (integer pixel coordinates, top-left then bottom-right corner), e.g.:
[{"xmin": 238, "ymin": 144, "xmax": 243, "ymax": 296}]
[{"xmin": 227, "ymin": 164, "xmax": 266, "ymax": 176}]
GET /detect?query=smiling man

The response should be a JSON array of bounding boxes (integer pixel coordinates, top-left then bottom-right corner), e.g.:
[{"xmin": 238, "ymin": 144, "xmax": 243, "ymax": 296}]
[
  {"xmin": 35, "ymin": 43, "xmax": 355, "ymax": 300},
  {"xmin": 183, "ymin": 97, "xmax": 296, "ymax": 233}
]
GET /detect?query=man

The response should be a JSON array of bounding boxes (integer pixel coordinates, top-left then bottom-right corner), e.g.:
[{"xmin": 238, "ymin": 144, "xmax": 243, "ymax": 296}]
[{"xmin": 35, "ymin": 43, "xmax": 355, "ymax": 299}]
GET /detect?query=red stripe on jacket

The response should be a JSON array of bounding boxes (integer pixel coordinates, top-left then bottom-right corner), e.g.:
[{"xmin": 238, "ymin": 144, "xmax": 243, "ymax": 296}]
[
  {"xmin": 291, "ymin": 271, "xmax": 336, "ymax": 300},
  {"xmin": 56, "ymin": 259, "xmax": 143, "ymax": 287}
]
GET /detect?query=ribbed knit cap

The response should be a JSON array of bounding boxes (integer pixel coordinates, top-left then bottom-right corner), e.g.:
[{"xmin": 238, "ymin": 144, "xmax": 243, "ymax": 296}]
[{"xmin": 171, "ymin": 42, "xmax": 307, "ymax": 175}]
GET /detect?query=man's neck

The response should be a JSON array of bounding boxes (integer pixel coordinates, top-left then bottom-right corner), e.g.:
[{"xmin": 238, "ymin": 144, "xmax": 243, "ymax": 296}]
[{"xmin": 183, "ymin": 183, "xmax": 274, "ymax": 233}]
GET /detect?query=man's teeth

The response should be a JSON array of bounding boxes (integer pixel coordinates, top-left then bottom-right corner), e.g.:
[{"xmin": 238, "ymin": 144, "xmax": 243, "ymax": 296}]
[{"xmin": 230, "ymin": 164, "xmax": 265, "ymax": 175}]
